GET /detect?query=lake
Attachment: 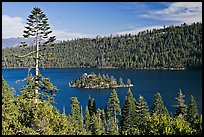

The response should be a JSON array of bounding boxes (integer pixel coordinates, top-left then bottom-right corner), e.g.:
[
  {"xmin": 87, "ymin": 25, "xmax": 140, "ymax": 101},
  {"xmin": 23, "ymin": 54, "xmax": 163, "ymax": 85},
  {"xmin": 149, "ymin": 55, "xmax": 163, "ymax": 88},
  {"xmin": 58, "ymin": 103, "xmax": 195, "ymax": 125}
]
[{"xmin": 2, "ymin": 68, "xmax": 202, "ymax": 115}]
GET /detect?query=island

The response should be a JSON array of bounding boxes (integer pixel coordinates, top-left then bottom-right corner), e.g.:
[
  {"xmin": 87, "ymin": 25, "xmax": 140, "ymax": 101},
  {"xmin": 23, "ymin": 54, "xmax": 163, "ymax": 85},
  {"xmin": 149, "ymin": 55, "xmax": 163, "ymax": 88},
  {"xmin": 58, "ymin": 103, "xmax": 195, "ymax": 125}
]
[{"xmin": 69, "ymin": 73, "xmax": 133, "ymax": 89}]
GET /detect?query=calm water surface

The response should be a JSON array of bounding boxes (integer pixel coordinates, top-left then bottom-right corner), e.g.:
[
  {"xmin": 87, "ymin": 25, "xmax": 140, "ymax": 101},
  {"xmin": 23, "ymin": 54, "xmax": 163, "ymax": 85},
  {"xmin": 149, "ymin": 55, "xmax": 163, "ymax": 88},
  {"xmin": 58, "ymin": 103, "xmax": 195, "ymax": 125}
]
[{"xmin": 2, "ymin": 68, "xmax": 202, "ymax": 115}]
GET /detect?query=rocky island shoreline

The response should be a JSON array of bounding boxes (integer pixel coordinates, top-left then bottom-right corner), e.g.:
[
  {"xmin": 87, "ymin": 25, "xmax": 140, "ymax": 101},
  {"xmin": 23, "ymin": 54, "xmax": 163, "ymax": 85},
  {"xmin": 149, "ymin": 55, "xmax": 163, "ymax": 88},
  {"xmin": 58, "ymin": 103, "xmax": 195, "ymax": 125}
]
[{"xmin": 69, "ymin": 73, "xmax": 133, "ymax": 89}]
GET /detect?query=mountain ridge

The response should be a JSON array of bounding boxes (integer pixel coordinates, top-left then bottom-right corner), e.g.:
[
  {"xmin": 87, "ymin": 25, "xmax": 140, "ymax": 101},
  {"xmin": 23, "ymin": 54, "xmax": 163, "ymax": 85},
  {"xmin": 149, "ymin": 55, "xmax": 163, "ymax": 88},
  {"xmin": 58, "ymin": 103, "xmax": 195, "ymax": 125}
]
[{"xmin": 2, "ymin": 37, "xmax": 61, "ymax": 48}]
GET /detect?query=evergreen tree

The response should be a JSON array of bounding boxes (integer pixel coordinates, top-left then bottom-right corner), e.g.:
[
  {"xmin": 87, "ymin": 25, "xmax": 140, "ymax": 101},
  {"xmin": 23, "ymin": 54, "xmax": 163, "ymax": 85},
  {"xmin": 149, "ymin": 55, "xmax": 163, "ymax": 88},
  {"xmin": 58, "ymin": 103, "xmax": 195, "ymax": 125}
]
[
  {"xmin": 19, "ymin": 73, "xmax": 57, "ymax": 103},
  {"xmin": 135, "ymin": 95, "xmax": 150, "ymax": 135},
  {"xmin": 100, "ymin": 109, "xmax": 106, "ymax": 134},
  {"xmin": 120, "ymin": 88, "xmax": 137, "ymax": 135},
  {"xmin": 91, "ymin": 109, "xmax": 104, "ymax": 135},
  {"xmin": 172, "ymin": 114, "xmax": 192, "ymax": 135},
  {"xmin": 16, "ymin": 76, "xmax": 59, "ymax": 135},
  {"xmin": 151, "ymin": 92, "xmax": 169, "ymax": 116},
  {"xmin": 56, "ymin": 113, "xmax": 74, "ymax": 135},
  {"xmin": 106, "ymin": 89, "xmax": 121, "ymax": 135},
  {"xmin": 186, "ymin": 95, "xmax": 199, "ymax": 131},
  {"xmin": 173, "ymin": 89, "xmax": 187, "ymax": 119},
  {"xmin": 16, "ymin": 7, "xmax": 56, "ymax": 103},
  {"xmin": 194, "ymin": 114, "xmax": 202, "ymax": 135},
  {"xmin": 87, "ymin": 96, "xmax": 96, "ymax": 116},
  {"xmin": 91, "ymin": 98, "xmax": 96, "ymax": 115},
  {"xmin": 147, "ymin": 112, "xmax": 174, "ymax": 135},
  {"xmin": 88, "ymin": 95, "xmax": 92, "ymax": 114},
  {"xmin": 2, "ymin": 77, "xmax": 21, "ymax": 135},
  {"xmin": 107, "ymin": 117, "xmax": 119, "ymax": 135},
  {"xmin": 70, "ymin": 97, "xmax": 84, "ymax": 134},
  {"xmin": 119, "ymin": 77, "xmax": 123, "ymax": 85},
  {"xmin": 127, "ymin": 79, "xmax": 131, "ymax": 85},
  {"xmin": 84, "ymin": 106, "xmax": 91, "ymax": 131}
]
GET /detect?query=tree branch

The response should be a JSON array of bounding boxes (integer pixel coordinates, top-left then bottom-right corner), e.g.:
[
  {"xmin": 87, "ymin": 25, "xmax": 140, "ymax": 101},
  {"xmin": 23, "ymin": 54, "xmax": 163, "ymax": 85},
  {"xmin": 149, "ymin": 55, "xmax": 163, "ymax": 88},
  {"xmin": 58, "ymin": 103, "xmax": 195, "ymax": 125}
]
[{"xmin": 16, "ymin": 50, "xmax": 37, "ymax": 58}]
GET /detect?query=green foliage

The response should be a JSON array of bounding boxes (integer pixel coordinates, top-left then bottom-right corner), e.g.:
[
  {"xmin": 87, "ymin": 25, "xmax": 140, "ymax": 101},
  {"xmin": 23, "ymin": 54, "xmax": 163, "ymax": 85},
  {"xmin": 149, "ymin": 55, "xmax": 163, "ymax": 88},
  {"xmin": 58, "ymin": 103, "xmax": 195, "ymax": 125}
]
[
  {"xmin": 91, "ymin": 98, "xmax": 96, "ymax": 115},
  {"xmin": 147, "ymin": 112, "xmax": 174, "ymax": 135},
  {"xmin": 15, "ymin": 7, "xmax": 56, "ymax": 66},
  {"xmin": 69, "ymin": 97, "xmax": 84, "ymax": 132},
  {"xmin": 193, "ymin": 114, "xmax": 202, "ymax": 135},
  {"xmin": 106, "ymin": 89, "xmax": 121, "ymax": 118},
  {"xmin": 19, "ymin": 73, "xmax": 58, "ymax": 102},
  {"xmin": 106, "ymin": 117, "xmax": 119, "ymax": 135},
  {"xmin": 84, "ymin": 106, "xmax": 91, "ymax": 131},
  {"xmin": 186, "ymin": 95, "xmax": 199, "ymax": 127},
  {"xmin": 2, "ymin": 77, "xmax": 21, "ymax": 135},
  {"xmin": 3, "ymin": 76, "xmax": 77, "ymax": 135},
  {"xmin": 87, "ymin": 96, "xmax": 96, "ymax": 116},
  {"xmin": 151, "ymin": 92, "xmax": 169, "ymax": 116},
  {"xmin": 173, "ymin": 89, "xmax": 187, "ymax": 118},
  {"xmin": 119, "ymin": 77, "xmax": 123, "ymax": 85},
  {"xmin": 2, "ymin": 22, "xmax": 202, "ymax": 70},
  {"xmin": 91, "ymin": 109, "xmax": 104, "ymax": 135},
  {"xmin": 186, "ymin": 95, "xmax": 201, "ymax": 134},
  {"xmin": 172, "ymin": 114, "xmax": 192, "ymax": 135},
  {"xmin": 127, "ymin": 79, "xmax": 131, "ymax": 85},
  {"xmin": 100, "ymin": 109, "xmax": 106, "ymax": 134},
  {"xmin": 106, "ymin": 89, "xmax": 121, "ymax": 135},
  {"xmin": 70, "ymin": 73, "xmax": 132, "ymax": 89},
  {"xmin": 120, "ymin": 88, "xmax": 137, "ymax": 135},
  {"xmin": 135, "ymin": 95, "xmax": 150, "ymax": 135}
]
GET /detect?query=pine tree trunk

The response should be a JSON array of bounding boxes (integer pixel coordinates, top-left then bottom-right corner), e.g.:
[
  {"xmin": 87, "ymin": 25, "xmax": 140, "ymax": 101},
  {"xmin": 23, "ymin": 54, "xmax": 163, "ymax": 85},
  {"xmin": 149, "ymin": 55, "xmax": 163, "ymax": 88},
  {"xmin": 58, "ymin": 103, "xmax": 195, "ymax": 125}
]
[{"xmin": 34, "ymin": 32, "xmax": 39, "ymax": 103}]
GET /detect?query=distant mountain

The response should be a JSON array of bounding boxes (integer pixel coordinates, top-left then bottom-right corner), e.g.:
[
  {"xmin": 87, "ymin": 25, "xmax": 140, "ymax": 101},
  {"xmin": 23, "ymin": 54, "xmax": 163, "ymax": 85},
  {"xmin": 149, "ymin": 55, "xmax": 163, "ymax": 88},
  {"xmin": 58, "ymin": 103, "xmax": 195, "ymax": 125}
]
[
  {"xmin": 2, "ymin": 37, "xmax": 35, "ymax": 48},
  {"xmin": 2, "ymin": 37, "xmax": 61, "ymax": 49}
]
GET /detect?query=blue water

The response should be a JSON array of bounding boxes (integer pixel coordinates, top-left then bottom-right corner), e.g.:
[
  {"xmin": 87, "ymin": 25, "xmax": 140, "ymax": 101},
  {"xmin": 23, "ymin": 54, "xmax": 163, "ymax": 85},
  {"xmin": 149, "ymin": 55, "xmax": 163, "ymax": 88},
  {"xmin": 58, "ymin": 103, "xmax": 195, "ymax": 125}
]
[{"xmin": 2, "ymin": 68, "xmax": 202, "ymax": 115}]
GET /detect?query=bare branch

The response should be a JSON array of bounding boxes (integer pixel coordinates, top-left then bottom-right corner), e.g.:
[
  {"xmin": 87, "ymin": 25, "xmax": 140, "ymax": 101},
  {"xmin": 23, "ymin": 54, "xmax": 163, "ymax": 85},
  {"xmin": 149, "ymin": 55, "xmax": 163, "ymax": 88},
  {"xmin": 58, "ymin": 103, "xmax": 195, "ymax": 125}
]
[{"xmin": 16, "ymin": 50, "xmax": 37, "ymax": 58}]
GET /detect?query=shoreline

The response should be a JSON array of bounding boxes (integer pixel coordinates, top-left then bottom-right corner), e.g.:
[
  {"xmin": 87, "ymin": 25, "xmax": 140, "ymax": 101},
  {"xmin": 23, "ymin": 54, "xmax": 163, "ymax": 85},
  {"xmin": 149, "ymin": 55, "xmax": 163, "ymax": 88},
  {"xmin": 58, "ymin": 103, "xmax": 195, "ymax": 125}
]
[
  {"xmin": 69, "ymin": 83, "xmax": 134, "ymax": 89},
  {"xmin": 2, "ymin": 66, "xmax": 202, "ymax": 71},
  {"xmin": 2, "ymin": 67, "xmax": 189, "ymax": 71}
]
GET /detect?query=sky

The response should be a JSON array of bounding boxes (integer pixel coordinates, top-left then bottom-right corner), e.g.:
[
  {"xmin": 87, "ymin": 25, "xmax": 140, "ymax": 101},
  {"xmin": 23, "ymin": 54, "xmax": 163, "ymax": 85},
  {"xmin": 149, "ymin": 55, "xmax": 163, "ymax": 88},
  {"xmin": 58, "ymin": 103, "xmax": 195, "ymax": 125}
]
[{"xmin": 2, "ymin": 2, "xmax": 202, "ymax": 40}]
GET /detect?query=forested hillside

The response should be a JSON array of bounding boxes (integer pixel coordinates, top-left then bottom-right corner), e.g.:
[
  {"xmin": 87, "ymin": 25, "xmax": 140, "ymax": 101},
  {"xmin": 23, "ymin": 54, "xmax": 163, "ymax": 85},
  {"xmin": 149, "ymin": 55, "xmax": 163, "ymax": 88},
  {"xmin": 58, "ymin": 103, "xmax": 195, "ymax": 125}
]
[{"xmin": 2, "ymin": 22, "xmax": 202, "ymax": 69}]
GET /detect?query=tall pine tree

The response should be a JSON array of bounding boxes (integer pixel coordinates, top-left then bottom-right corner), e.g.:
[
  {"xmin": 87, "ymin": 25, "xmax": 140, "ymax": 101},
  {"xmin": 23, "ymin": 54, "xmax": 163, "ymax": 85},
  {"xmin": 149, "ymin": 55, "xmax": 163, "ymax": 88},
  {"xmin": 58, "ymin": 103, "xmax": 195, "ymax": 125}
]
[
  {"xmin": 84, "ymin": 106, "xmax": 91, "ymax": 132},
  {"xmin": 70, "ymin": 97, "xmax": 84, "ymax": 134},
  {"xmin": 88, "ymin": 96, "xmax": 96, "ymax": 117},
  {"xmin": 120, "ymin": 88, "xmax": 137, "ymax": 135},
  {"xmin": 186, "ymin": 95, "xmax": 199, "ymax": 130},
  {"xmin": 91, "ymin": 109, "xmax": 104, "ymax": 135},
  {"xmin": 151, "ymin": 92, "xmax": 169, "ymax": 116},
  {"xmin": 16, "ymin": 7, "xmax": 56, "ymax": 103},
  {"xmin": 106, "ymin": 89, "xmax": 121, "ymax": 135},
  {"xmin": 173, "ymin": 89, "xmax": 187, "ymax": 119},
  {"xmin": 135, "ymin": 95, "xmax": 150, "ymax": 135}
]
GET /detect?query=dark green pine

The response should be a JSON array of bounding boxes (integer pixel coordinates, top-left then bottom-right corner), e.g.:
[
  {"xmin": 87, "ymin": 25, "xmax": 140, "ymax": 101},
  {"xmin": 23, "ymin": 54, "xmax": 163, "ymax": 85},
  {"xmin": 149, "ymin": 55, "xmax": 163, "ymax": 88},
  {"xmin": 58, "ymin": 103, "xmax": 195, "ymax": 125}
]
[
  {"xmin": 120, "ymin": 88, "xmax": 137, "ymax": 135},
  {"xmin": 70, "ymin": 97, "xmax": 83, "ymax": 130},
  {"xmin": 106, "ymin": 89, "xmax": 121, "ymax": 135},
  {"xmin": 135, "ymin": 95, "xmax": 150, "ymax": 135},
  {"xmin": 151, "ymin": 92, "xmax": 169, "ymax": 116},
  {"xmin": 84, "ymin": 106, "xmax": 91, "ymax": 131},
  {"xmin": 186, "ymin": 95, "xmax": 199, "ymax": 128},
  {"xmin": 88, "ymin": 96, "xmax": 96, "ymax": 117}
]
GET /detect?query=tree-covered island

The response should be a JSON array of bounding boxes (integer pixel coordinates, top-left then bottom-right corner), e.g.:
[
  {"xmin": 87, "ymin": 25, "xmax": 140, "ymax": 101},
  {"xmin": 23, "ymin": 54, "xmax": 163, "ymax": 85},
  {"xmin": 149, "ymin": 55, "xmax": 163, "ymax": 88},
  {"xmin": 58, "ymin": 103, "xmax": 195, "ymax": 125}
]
[{"xmin": 69, "ymin": 73, "xmax": 133, "ymax": 89}]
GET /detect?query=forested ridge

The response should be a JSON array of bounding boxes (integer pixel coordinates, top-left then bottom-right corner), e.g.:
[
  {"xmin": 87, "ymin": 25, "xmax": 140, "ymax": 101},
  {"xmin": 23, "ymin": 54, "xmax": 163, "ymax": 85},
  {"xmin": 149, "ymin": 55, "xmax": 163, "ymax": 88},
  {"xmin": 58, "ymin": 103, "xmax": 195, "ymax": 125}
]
[
  {"xmin": 2, "ymin": 22, "xmax": 202, "ymax": 70},
  {"xmin": 2, "ymin": 76, "xmax": 202, "ymax": 135}
]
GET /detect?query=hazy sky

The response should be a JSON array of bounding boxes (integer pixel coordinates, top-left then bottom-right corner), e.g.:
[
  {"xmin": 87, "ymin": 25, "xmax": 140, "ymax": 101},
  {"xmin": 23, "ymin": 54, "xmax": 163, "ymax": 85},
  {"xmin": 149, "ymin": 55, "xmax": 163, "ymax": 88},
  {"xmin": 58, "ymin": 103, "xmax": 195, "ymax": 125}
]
[{"xmin": 2, "ymin": 2, "xmax": 202, "ymax": 40}]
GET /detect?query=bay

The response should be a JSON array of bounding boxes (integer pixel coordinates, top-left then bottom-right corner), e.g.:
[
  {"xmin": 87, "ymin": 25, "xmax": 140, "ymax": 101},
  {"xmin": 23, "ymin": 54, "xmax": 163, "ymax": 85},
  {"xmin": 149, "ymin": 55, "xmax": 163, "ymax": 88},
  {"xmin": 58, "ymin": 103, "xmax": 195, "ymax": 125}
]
[{"xmin": 2, "ymin": 68, "xmax": 202, "ymax": 115}]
